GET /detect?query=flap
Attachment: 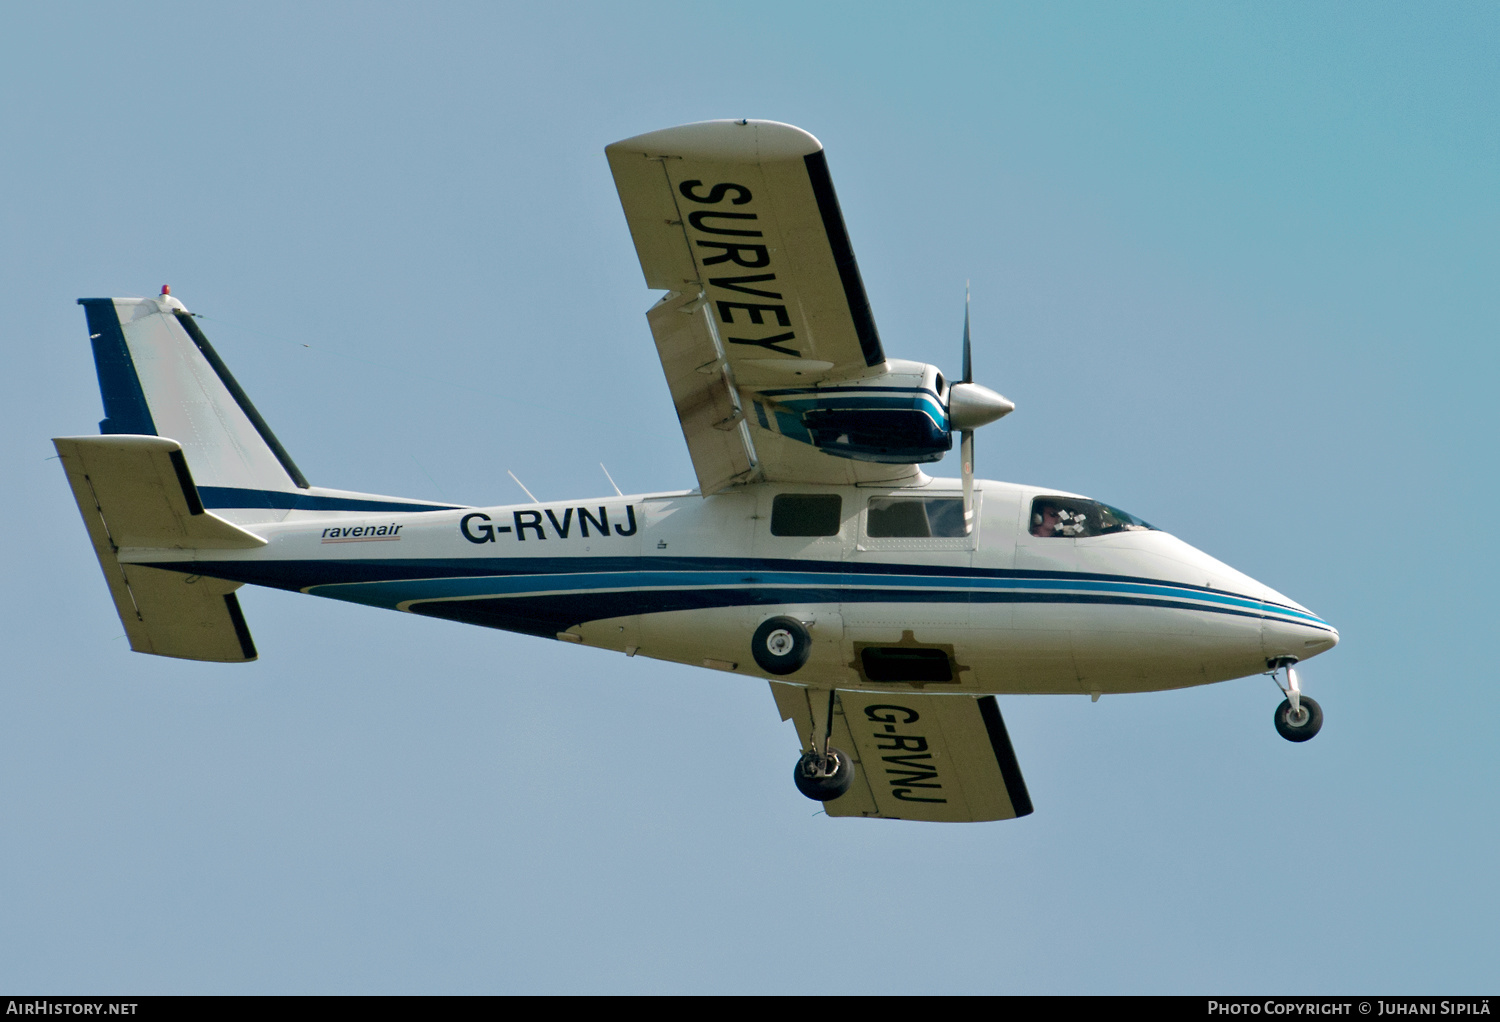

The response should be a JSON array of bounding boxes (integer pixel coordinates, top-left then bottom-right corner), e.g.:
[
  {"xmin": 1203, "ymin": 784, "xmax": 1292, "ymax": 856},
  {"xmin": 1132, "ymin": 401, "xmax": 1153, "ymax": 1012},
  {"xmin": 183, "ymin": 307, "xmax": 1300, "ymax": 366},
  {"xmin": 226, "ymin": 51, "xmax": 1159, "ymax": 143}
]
[
  {"xmin": 771, "ymin": 684, "xmax": 1033, "ymax": 822},
  {"xmin": 645, "ymin": 290, "xmax": 760, "ymax": 495}
]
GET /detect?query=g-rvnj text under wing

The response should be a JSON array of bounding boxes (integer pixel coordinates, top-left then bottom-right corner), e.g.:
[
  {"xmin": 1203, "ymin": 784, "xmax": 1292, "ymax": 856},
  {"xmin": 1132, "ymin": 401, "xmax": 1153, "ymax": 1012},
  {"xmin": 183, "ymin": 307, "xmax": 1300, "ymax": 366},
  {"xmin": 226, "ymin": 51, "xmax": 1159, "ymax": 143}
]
[{"xmin": 771, "ymin": 684, "xmax": 1033, "ymax": 823}]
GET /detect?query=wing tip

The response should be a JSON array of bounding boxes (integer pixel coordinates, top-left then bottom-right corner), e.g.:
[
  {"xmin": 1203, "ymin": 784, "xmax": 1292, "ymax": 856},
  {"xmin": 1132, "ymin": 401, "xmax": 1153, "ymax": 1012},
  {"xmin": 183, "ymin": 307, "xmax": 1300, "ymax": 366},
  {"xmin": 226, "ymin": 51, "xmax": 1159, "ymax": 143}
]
[{"xmin": 607, "ymin": 119, "xmax": 823, "ymax": 161}]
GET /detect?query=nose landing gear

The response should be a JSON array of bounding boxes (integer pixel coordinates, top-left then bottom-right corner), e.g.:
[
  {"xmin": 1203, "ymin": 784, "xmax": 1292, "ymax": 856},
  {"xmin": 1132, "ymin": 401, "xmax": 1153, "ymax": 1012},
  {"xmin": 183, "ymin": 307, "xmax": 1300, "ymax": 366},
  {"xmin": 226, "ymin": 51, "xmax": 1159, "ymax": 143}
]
[
  {"xmin": 1269, "ymin": 657, "xmax": 1323, "ymax": 742},
  {"xmin": 792, "ymin": 688, "xmax": 855, "ymax": 802}
]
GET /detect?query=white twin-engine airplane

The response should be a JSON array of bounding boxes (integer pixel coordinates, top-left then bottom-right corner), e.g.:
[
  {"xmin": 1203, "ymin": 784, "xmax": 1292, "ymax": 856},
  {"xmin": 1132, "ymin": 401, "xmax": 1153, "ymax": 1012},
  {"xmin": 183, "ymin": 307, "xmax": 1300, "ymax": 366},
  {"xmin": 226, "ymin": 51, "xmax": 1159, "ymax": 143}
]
[{"xmin": 55, "ymin": 120, "xmax": 1337, "ymax": 823}]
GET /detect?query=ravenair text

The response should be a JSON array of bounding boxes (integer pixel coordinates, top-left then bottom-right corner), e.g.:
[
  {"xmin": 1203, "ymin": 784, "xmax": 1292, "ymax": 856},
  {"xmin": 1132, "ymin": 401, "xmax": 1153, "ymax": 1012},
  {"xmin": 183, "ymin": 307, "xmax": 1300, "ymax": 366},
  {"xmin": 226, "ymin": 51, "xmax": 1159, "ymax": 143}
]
[
  {"xmin": 678, "ymin": 178, "xmax": 802, "ymax": 359},
  {"xmin": 321, "ymin": 524, "xmax": 402, "ymax": 543},
  {"xmin": 460, "ymin": 505, "xmax": 638, "ymax": 544}
]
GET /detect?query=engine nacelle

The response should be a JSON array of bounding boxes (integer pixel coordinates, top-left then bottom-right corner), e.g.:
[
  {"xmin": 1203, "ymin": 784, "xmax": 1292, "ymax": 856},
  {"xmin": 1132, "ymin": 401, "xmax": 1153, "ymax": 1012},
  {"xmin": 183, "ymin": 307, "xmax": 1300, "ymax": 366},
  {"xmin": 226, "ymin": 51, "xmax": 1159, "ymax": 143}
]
[{"xmin": 746, "ymin": 359, "xmax": 1011, "ymax": 464}]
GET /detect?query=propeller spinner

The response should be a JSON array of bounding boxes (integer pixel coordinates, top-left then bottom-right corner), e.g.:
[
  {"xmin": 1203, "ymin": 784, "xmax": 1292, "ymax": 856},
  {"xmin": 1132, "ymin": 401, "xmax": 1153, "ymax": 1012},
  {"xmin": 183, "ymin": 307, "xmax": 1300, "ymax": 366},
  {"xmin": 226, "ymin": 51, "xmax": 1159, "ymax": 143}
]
[{"xmin": 947, "ymin": 286, "xmax": 1014, "ymax": 532}]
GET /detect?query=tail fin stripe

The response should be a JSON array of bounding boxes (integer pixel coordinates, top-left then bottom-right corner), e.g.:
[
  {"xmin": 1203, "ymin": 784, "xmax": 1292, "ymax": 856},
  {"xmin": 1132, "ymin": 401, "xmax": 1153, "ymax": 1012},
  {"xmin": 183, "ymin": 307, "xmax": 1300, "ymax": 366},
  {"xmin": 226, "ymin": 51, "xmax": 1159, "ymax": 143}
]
[
  {"xmin": 78, "ymin": 298, "xmax": 157, "ymax": 436},
  {"xmin": 173, "ymin": 312, "xmax": 310, "ymax": 489},
  {"xmin": 167, "ymin": 449, "xmax": 206, "ymax": 515}
]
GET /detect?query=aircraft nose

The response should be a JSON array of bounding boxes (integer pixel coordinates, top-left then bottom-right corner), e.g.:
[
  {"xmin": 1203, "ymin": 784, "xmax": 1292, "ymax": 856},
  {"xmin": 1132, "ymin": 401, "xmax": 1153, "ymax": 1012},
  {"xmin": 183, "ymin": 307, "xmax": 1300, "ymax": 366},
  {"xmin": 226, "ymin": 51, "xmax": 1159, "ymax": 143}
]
[{"xmin": 1264, "ymin": 612, "xmax": 1338, "ymax": 664}]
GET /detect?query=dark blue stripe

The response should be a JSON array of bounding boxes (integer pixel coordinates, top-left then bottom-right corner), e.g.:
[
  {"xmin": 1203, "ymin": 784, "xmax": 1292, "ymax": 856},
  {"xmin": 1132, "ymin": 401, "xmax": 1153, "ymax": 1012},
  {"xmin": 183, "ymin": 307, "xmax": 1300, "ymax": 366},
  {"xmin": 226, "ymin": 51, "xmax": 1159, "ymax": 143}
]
[
  {"xmin": 804, "ymin": 150, "xmax": 885, "ymax": 368},
  {"xmin": 197, "ymin": 486, "xmax": 461, "ymax": 513},
  {"xmin": 161, "ymin": 553, "xmax": 1313, "ymax": 612},
  {"xmin": 772, "ymin": 394, "xmax": 947, "ymax": 419},
  {"xmin": 80, "ymin": 298, "xmax": 157, "ymax": 436},
  {"xmin": 151, "ymin": 554, "xmax": 1329, "ymax": 643},
  {"xmin": 173, "ymin": 312, "xmax": 310, "ymax": 489},
  {"xmin": 978, "ymin": 696, "xmax": 1033, "ymax": 817}
]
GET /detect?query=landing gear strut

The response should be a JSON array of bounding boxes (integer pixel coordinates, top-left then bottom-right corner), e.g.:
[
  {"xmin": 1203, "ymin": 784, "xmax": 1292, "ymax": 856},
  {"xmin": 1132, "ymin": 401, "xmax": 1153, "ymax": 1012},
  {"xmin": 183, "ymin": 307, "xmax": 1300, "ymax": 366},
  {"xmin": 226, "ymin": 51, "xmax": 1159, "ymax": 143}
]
[
  {"xmin": 793, "ymin": 688, "xmax": 855, "ymax": 802},
  {"xmin": 1269, "ymin": 657, "xmax": 1323, "ymax": 742}
]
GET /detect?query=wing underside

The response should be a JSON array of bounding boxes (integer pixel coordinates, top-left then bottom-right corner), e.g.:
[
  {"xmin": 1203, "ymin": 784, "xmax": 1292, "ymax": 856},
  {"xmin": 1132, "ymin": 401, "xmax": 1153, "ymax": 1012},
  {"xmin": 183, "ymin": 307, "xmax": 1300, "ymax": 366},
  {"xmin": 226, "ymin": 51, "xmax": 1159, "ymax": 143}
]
[{"xmin": 770, "ymin": 684, "xmax": 1034, "ymax": 823}]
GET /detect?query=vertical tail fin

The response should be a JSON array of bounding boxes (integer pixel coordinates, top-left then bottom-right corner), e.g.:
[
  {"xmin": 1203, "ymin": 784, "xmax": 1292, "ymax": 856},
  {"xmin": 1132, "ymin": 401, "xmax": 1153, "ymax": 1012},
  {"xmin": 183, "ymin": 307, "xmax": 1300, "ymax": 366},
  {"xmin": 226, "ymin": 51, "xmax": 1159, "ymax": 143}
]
[
  {"xmin": 75, "ymin": 294, "xmax": 463, "ymax": 524},
  {"xmin": 79, "ymin": 295, "xmax": 308, "ymax": 493}
]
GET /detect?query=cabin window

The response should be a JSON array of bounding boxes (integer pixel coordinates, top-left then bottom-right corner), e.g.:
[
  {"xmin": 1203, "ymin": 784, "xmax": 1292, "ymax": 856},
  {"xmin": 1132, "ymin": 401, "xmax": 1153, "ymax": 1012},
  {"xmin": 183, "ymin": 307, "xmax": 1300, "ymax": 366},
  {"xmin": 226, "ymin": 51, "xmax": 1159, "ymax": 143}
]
[
  {"xmin": 860, "ymin": 647, "xmax": 954, "ymax": 683},
  {"xmin": 1028, "ymin": 496, "xmax": 1156, "ymax": 538},
  {"xmin": 866, "ymin": 497, "xmax": 966, "ymax": 538},
  {"xmin": 771, "ymin": 494, "xmax": 842, "ymax": 537}
]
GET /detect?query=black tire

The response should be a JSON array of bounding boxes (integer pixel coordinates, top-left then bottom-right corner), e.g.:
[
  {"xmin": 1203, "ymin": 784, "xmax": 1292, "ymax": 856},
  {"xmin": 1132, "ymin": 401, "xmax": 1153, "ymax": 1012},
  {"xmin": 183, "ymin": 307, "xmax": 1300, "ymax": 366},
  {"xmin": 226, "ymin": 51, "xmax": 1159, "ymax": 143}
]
[
  {"xmin": 1274, "ymin": 695, "xmax": 1323, "ymax": 742},
  {"xmin": 751, "ymin": 616, "xmax": 811, "ymax": 676},
  {"xmin": 793, "ymin": 747, "xmax": 854, "ymax": 802}
]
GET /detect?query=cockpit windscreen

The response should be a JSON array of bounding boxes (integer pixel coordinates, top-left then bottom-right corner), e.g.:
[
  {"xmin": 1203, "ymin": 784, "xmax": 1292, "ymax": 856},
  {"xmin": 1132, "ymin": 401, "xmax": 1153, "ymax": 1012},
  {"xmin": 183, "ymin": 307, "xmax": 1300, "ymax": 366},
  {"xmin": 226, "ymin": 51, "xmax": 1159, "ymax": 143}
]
[{"xmin": 1029, "ymin": 496, "xmax": 1156, "ymax": 538}]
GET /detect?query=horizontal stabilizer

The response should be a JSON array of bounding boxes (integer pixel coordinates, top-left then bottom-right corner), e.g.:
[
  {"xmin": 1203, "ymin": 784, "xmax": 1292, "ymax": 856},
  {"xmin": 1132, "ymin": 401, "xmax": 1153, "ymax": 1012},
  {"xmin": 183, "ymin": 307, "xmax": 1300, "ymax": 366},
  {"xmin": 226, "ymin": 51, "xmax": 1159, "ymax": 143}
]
[
  {"xmin": 771, "ymin": 684, "xmax": 1033, "ymax": 822},
  {"xmin": 54, "ymin": 434, "xmax": 263, "ymax": 662},
  {"xmin": 54, "ymin": 436, "xmax": 268, "ymax": 550}
]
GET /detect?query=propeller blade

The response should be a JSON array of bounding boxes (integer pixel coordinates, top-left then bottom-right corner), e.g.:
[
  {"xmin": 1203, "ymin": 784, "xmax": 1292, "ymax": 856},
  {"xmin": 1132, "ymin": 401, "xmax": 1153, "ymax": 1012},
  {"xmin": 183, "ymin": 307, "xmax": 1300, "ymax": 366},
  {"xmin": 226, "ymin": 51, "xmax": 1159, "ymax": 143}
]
[
  {"xmin": 960, "ymin": 285, "xmax": 975, "ymax": 533},
  {"xmin": 962, "ymin": 429, "xmax": 974, "ymax": 534},
  {"xmin": 962, "ymin": 281, "xmax": 972, "ymax": 384}
]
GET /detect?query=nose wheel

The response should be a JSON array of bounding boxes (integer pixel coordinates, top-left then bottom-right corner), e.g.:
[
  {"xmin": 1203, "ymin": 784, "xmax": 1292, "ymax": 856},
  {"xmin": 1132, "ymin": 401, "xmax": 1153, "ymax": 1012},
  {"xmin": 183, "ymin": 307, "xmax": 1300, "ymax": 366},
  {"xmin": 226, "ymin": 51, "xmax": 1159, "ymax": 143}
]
[{"xmin": 1269, "ymin": 658, "xmax": 1323, "ymax": 742}]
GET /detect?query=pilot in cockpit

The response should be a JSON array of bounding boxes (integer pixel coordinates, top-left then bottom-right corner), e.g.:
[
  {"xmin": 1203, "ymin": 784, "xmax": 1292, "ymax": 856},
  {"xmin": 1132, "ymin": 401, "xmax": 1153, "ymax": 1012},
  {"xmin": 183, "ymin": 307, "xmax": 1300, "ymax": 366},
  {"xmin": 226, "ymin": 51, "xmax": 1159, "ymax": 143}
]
[
  {"xmin": 1030, "ymin": 496, "xmax": 1156, "ymax": 538},
  {"xmin": 1031, "ymin": 502, "xmax": 1091, "ymax": 537},
  {"xmin": 1031, "ymin": 502, "xmax": 1064, "ymax": 537}
]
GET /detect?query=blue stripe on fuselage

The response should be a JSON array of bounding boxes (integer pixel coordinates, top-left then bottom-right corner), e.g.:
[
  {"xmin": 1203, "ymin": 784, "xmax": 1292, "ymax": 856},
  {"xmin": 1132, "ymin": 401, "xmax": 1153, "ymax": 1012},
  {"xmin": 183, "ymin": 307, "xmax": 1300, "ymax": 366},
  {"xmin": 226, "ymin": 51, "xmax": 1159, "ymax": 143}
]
[
  {"xmin": 155, "ymin": 554, "xmax": 1332, "ymax": 632},
  {"xmin": 406, "ymin": 587, "xmax": 1274, "ymax": 640}
]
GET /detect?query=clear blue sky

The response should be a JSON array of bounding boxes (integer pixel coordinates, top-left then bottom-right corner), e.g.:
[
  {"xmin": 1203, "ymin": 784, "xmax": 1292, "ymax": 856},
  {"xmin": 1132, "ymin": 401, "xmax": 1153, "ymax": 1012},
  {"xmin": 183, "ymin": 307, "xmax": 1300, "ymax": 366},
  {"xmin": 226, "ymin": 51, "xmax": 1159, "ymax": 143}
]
[{"xmin": 3, "ymin": 1, "xmax": 1496, "ymax": 993}]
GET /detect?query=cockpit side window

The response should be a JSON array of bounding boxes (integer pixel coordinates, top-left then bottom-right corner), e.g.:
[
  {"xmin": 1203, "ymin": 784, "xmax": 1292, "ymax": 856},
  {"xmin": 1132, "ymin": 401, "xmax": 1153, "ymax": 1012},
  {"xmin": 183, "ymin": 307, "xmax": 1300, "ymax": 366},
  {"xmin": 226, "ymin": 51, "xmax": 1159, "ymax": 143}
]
[{"xmin": 1028, "ymin": 496, "xmax": 1155, "ymax": 538}]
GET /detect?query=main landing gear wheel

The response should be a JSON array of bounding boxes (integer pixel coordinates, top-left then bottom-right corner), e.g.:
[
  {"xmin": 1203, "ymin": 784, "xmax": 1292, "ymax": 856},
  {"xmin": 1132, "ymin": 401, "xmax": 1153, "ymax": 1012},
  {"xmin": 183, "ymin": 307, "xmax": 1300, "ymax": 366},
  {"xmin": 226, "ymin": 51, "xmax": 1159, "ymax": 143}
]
[
  {"xmin": 752, "ymin": 616, "xmax": 811, "ymax": 676},
  {"xmin": 791, "ymin": 687, "xmax": 854, "ymax": 803},
  {"xmin": 793, "ymin": 748, "xmax": 854, "ymax": 802},
  {"xmin": 1274, "ymin": 695, "xmax": 1323, "ymax": 742}
]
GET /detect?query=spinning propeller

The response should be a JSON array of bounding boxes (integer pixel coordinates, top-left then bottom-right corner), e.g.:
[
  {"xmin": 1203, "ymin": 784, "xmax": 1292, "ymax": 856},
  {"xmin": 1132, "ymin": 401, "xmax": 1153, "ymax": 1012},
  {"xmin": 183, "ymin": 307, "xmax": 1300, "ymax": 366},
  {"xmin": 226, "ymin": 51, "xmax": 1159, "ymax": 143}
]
[{"xmin": 946, "ymin": 285, "xmax": 1015, "ymax": 532}]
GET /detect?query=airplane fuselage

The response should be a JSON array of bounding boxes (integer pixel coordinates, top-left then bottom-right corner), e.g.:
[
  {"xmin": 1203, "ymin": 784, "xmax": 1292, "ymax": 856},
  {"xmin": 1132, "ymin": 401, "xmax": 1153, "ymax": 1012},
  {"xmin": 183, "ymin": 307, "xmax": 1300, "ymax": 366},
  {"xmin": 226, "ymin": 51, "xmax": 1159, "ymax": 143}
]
[{"xmin": 133, "ymin": 476, "xmax": 1338, "ymax": 696}]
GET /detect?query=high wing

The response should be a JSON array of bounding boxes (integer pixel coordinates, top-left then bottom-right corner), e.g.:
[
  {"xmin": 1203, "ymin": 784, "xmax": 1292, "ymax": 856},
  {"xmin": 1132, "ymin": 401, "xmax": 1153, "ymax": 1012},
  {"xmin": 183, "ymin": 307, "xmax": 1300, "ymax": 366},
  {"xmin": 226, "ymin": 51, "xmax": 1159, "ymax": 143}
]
[
  {"xmin": 770, "ymin": 684, "xmax": 1034, "ymax": 822},
  {"xmin": 608, "ymin": 120, "xmax": 924, "ymax": 493}
]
